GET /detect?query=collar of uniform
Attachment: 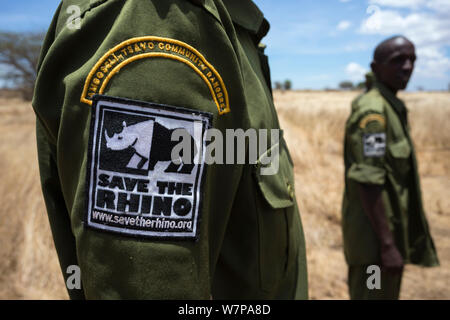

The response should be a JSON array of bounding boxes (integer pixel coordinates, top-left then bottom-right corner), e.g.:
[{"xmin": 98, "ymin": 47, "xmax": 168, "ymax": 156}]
[
  {"xmin": 364, "ymin": 72, "xmax": 375, "ymax": 91},
  {"xmin": 373, "ymin": 77, "xmax": 407, "ymax": 117},
  {"xmin": 222, "ymin": 0, "xmax": 269, "ymax": 39}
]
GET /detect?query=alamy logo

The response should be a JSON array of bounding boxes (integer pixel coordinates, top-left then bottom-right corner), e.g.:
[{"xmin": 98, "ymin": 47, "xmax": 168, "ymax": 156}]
[
  {"xmin": 366, "ymin": 265, "xmax": 381, "ymax": 290},
  {"xmin": 66, "ymin": 265, "xmax": 81, "ymax": 290},
  {"xmin": 86, "ymin": 96, "xmax": 211, "ymax": 239}
]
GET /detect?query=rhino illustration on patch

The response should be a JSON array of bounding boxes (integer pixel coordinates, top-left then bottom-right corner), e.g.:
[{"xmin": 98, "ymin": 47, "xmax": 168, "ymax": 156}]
[{"xmin": 104, "ymin": 120, "xmax": 197, "ymax": 174}]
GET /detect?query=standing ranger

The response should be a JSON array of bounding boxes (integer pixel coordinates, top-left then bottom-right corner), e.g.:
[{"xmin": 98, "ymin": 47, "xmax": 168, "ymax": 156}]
[{"xmin": 342, "ymin": 36, "xmax": 439, "ymax": 300}]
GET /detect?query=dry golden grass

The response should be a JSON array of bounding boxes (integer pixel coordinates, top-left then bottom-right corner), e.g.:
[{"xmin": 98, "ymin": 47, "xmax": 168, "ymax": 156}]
[
  {"xmin": 0, "ymin": 98, "xmax": 68, "ymax": 299},
  {"xmin": 0, "ymin": 91, "xmax": 448, "ymax": 300}
]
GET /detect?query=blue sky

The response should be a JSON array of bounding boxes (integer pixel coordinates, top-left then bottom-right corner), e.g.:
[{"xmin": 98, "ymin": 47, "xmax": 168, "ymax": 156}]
[
  {"xmin": 257, "ymin": 0, "xmax": 450, "ymax": 91},
  {"xmin": 0, "ymin": 0, "xmax": 60, "ymax": 32},
  {"xmin": 1, "ymin": 0, "xmax": 449, "ymax": 91}
]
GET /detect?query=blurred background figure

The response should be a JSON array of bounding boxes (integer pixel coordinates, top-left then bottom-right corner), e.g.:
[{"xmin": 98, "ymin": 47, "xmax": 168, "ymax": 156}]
[{"xmin": 341, "ymin": 36, "xmax": 440, "ymax": 300}]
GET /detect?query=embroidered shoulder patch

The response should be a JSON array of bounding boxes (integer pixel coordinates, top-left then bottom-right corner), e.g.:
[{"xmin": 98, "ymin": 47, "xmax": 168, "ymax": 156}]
[
  {"xmin": 359, "ymin": 113, "xmax": 386, "ymax": 129},
  {"xmin": 363, "ymin": 133, "xmax": 386, "ymax": 157},
  {"xmin": 81, "ymin": 36, "xmax": 230, "ymax": 115},
  {"xmin": 86, "ymin": 95, "xmax": 212, "ymax": 240}
]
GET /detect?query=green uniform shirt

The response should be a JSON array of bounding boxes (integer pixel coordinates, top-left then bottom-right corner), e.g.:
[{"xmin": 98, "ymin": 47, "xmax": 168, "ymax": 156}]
[
  {"xmin": 342, "ymin": 75, "xmax": 439, "ymax": 267},
  {"xmin": 32, "ymin": 0, "xmax": 308, "ymax": 299}
]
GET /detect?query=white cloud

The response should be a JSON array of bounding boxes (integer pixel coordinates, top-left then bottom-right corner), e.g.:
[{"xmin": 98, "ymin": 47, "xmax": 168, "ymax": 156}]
[
  {"xmin": 415, "ymin": 46, "xmax": 450, "ymax": 79},
  {"xmin": 426, "ymin": 0, "xmax": 450, "ymax": 13},
  {"xmin": 368, "ymin": 0, "xmax": 423, "ymax": 9},
  {"xmin": 369, "ymin": 0, "xmax": 450, "ymax": 11},
  {"xmin": 360, "ymin": 1, "xmax": 450, "ymax": 86},
  {"xmin": 337, "ymin": 20, "xmax": 352, "ymax": 31},
  {"xmin": 361, "ymin": 10, "xmax": 450, "ymax": 47},
  {"xmin": 345, "ymin": 62, "xmax": 368, "ymax": 82}
]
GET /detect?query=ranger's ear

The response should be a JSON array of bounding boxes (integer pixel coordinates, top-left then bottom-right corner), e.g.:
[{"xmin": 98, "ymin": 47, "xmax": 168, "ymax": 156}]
[{"xmin": 122, "ymin": 121, "xmax": 127, "ymax": 127}]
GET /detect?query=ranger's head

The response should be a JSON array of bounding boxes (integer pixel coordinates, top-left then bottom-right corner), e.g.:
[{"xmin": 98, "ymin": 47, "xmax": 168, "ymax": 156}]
[{"xmin": 371, "ymin": 36, "xmax": 416, "ymax": 93}]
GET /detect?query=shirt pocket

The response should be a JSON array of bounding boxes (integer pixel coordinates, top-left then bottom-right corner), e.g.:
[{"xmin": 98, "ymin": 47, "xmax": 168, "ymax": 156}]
[
  {"xmin": 252, "ymin": 136, "xmax": 295, "ymax": 293},
  {"xmin": 387, "ymin": 137, "xmax": 412, "ymax": 177}
]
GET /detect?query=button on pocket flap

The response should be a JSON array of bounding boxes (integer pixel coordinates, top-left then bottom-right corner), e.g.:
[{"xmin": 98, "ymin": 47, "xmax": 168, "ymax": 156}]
[
  {"xmin": 254, "ymin": 139, "xmax": 295, "ymax": 209},
  {"xmin": 388, "ymin": 138, "xmax": 411, "ymax": 159}
]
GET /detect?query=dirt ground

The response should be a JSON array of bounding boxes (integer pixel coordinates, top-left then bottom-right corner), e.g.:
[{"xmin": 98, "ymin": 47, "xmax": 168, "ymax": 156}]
[{"xmin": 0, "ymin": 91, "xmax": 448, "ymax": 299}]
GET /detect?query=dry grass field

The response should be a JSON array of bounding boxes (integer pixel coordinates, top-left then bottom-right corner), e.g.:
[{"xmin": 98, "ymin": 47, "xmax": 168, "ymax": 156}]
[{"xmin": 0, "ymin": 91, "xmax": 448, "ymax": 299}]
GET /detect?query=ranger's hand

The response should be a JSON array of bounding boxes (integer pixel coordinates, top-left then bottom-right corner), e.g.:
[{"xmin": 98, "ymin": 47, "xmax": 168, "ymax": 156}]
[{"xmin": 381, "ymin": 243, "xmax": 404, "ymax": 274}]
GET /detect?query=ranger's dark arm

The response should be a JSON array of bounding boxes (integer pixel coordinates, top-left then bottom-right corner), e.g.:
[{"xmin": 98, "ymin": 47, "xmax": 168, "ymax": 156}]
[{"xmin": 358, "ymin": 183, "xmax": 403, "ymax": 273}]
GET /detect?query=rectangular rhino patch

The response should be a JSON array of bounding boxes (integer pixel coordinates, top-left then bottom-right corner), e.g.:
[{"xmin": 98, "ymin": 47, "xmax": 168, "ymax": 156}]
[
  {"xmin": 363, "ymin": 133, "xmax": 386, "ymax": 158},
  {"xmin": 86, "ymin": 95, "xmax": 212, "ymax": 240}
]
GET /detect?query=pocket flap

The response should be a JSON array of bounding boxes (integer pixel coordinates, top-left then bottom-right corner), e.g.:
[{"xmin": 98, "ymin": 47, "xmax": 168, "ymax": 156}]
[
  {"xmin": 388, "ymin": 138, "xmax": 411, "ymax": 159},
  {"xmin": 347, "ymin": 163, "xmax": 386, "ymax": 185},
  {"xmin": 254, "ymin": 138, "xmax": 295, "ymax": 209}
]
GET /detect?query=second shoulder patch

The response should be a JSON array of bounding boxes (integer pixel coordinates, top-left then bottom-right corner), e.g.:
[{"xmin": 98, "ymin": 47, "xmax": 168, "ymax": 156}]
[{"xmin": 359, "ymin": 113, "xmax": 386, "ymax": 129}]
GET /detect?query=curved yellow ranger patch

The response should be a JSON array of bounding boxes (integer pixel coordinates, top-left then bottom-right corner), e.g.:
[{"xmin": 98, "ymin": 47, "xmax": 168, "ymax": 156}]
[
  {"xmin": 81, "ymin": 36, "xmax": 230, "ymax": 114},
  {"xmin": 359, "ymin": 114, "xmax": 386, "ymax": 129}
]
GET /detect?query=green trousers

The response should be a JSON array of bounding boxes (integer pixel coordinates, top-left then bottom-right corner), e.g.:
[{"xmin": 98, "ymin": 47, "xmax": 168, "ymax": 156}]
[{"xmin": 348, "ymin": 265, "xmax": 403, "ymax": 300}]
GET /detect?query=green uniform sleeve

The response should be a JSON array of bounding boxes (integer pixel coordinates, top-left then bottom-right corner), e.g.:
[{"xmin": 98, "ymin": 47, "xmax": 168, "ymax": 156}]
[
  {"xmin": 33, "ymin": 2, "xmax": 85, "ymax": 300},
  {"xmin": 346, "ymin": 111, "xmax": 387, "ymax": 185},
  {"xmin": 32, "ymin": 0, "xmax": 266, "ymax": 299},
  {"xmin": 36, "ymin": 118, "xmax": 85, "ymax": 299}
]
